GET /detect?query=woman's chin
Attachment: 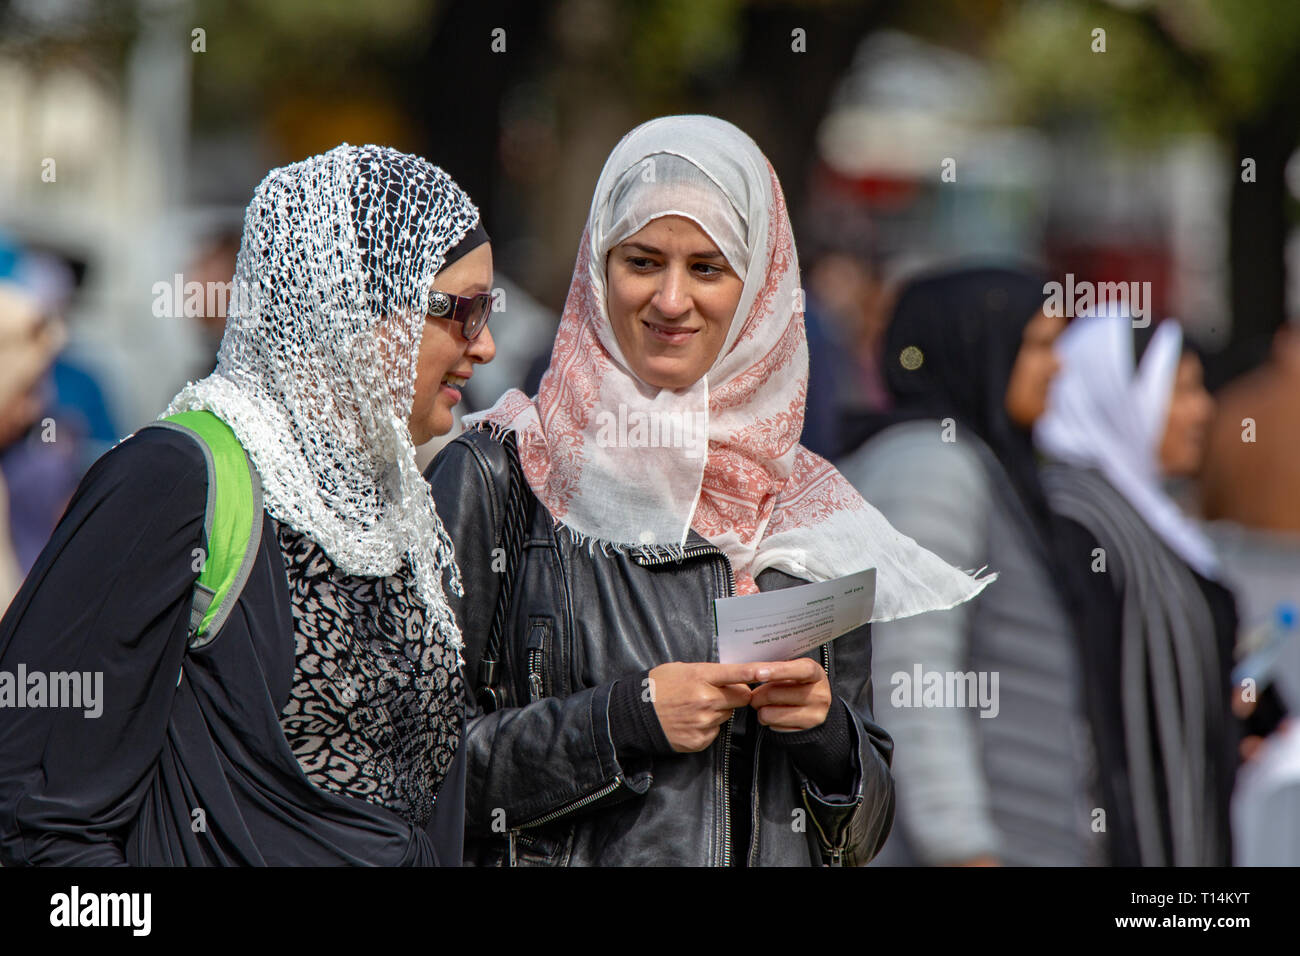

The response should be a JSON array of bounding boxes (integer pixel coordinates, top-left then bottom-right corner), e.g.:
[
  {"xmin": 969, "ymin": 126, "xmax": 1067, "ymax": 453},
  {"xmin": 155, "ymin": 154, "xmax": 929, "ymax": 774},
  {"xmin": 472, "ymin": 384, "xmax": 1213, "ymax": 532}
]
[
  {"xmin": 636, "ymin": 358, "xmax": 704, "ymax": 391},
  {"xmin": 408, "ymin": 411, "xmax": 450, "ymax": 446}
]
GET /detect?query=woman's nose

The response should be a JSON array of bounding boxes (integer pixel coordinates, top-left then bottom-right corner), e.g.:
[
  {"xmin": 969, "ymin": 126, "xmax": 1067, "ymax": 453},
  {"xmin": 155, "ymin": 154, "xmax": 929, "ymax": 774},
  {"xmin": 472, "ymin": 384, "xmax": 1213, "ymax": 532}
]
[
  {"xmin": 468, "ymin": 325, "xmax": 496, "ymax": 364},
  {"xmin": 652, "ymin": 267, "xmax": 691, "ymax": 318}
]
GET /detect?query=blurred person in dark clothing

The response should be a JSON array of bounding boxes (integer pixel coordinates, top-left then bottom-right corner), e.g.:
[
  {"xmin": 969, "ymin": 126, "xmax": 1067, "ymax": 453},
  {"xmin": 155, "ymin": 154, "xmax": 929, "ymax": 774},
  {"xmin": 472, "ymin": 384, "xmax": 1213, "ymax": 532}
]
[
  {"xmin": 0, "ymin": 248, "xmax": 114, "ymax": 582},
  {"xmin": 1036, "ymin": 314, "xmax": 1237, "ymax": 866},
  {"xmin": 1198, "ymin": 324, "xmax": 1298, "ymax": 753},
  {"xmin": 804, "ymin": 249, "xmax": 894, "ymax": 460},
  {"xmin": 0, "ymin": 281, "xmax": 66, "ymax": 612},
  {"xmin": 839, "ymin": 265, "xmax": 1091, "ymax": 866}
]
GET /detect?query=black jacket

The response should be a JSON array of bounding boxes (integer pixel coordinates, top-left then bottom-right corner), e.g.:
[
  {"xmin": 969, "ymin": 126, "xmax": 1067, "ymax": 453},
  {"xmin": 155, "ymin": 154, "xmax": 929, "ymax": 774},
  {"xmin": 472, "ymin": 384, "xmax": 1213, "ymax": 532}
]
[
  {"xmin": 1054, "ymin": 513, "xmax": 1238, "ymax": 867},
  {"xmin": 425, "ymin": 428, "xmax": 895, "ymax": 866},
  {"xmin": 0, "ymin": 427, "xmax": 464, "ymax": 865}
]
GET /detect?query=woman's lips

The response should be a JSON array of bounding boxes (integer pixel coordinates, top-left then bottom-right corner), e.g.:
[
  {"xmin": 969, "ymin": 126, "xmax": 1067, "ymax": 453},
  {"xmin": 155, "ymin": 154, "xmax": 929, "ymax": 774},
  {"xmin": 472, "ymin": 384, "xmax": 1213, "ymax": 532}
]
[
  {"xmin": 439, "ymin": 372, "xmax": 468, "ymax": 403},
  {"xmin": 642, "ymin": 319, "xmax": 698, "ymax": 345}
]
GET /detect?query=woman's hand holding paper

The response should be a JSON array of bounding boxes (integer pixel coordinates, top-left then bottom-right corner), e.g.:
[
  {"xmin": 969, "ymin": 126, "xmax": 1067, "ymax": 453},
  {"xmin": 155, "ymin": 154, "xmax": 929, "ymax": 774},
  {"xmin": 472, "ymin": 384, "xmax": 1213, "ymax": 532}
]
[{"xmin": 748, "ymin": 657, "xmax": 833, "ymax": 732}]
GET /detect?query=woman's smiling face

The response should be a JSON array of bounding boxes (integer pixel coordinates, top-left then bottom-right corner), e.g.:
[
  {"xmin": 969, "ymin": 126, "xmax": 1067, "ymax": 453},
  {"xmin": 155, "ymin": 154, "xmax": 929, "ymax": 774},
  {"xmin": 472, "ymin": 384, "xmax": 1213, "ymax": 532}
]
[
  {"xmin": 605, "ymin": 215, "xmax": 744, "ymax": 390},
  {"xmin": 408, "ymin": 242, "xmax": 496, "ymax": 445}
]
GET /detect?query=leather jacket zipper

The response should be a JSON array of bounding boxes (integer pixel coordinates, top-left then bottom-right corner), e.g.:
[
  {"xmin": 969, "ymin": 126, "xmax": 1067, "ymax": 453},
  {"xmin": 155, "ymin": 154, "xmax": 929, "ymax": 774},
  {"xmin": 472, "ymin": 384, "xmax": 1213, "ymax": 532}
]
[
  {"xmin": 516, "ymin": 775, "xmax": 625, "ymax": 829},
  {"xmin": 631, "ymin": 538, "xmax": 738, "ymax": 868},
  {"xmin": 708, "ymin": 545, "xmax": 738, "ymax": 866},
  {"xmin": 633, "ymin": 542, "xmax": 737, "ymax": 591},
  {"xmin": 748, "ymin": 724, "xmax": 764, "ymax": 866},
  {"xmin": 807, "ymin": 795, "xmax": 850, "ymax": 866},
  {"xmin": 632, "ymin": 540, "xmax": 737, "ymax": 865},
  {"xmin": 721, "ymin": 712, "xmax": 734, "ymax": 866},
  {"xmin": 525, "ymin": 619, "xmax": 549, "ymax": 703},
  {"xmin": 527, "ymin": 650, "xmax": 544, "ymax": 702},
  {"xmin": 811, "ymin": 640, "xmax": 848, "ymax": 865}
]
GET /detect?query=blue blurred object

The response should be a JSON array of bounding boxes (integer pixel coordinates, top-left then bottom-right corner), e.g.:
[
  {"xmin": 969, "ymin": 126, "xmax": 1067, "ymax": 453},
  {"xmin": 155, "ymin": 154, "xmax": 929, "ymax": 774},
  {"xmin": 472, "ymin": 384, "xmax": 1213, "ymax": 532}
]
[
  {"xmin": 1279, "ymin": 603, "xmax": 1298, "ymax": 630},
  {"xmin": 0, "ymin": 231, "xmax": 19, "ymax": 280},
  {"xmin": 801, "ymin": 300, "xmax": 843, "ymax": 460},
  {"xmin": 51, "ymin": 359, "xmax": 119, "ymax": 452},
  {"xmin": 0, "ymin": 233, "xmax": 118, "ymax": 575},
  {"xmin": 1232, "ymin": 601, "xmax": 1300, "ymax": 709}
]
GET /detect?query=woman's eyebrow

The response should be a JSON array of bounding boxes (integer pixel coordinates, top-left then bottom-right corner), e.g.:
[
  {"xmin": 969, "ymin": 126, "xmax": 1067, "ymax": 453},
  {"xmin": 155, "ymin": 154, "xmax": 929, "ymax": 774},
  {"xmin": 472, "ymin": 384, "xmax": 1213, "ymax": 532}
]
[{"xmin": 622, "ymin": 241, "xmax": 723, "ymax": 260}]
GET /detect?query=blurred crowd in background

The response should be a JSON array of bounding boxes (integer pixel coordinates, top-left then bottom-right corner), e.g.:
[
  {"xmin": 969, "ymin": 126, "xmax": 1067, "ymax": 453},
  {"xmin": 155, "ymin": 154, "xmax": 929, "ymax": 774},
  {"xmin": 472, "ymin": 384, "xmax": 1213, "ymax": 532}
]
[{"xmin": 3, "ymin": 0, "xmax": 1300, "ymax": 865}]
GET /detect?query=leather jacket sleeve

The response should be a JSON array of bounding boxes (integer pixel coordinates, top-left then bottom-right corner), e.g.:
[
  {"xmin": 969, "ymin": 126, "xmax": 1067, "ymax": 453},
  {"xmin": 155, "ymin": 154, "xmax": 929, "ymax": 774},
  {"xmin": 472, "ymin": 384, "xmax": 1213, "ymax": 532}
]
[
  {"xmin": 756, "ymin": 571, "xmax": 896, "ymax": 866},
  {"xmin": 766, "ymin": 697, "xmax": 855, "ymax": 793},
  {"xmin": 805, "ymin": 620, "xmax": 896, "ymax": 866},
  {"xmin": 424, "ymin": 434, "xmax": 650, "ymax": 837}
]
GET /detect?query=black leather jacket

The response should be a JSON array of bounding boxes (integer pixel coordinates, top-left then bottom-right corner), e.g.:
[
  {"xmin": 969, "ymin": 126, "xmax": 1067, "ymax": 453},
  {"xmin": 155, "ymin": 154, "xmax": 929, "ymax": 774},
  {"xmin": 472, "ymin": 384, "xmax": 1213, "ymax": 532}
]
[{"xmin": 425, "ymin": 428, "xmax": 895, "ymax": 865}]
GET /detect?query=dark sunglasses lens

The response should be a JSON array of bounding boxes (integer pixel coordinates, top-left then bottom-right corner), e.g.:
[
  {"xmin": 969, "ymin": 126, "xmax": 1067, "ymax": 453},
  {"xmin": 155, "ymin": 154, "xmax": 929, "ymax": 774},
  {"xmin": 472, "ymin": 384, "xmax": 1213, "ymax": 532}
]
[{"xmin": 463, "ymin": 294, "xmax": 491, "ymax": 339}]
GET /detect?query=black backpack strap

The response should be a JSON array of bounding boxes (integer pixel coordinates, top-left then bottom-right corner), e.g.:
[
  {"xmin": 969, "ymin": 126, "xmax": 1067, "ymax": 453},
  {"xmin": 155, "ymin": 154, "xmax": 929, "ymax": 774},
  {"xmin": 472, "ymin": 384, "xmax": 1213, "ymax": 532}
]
[{"xmin": 476, "ymin": 430, "xmax": 530, "ymax": 713}]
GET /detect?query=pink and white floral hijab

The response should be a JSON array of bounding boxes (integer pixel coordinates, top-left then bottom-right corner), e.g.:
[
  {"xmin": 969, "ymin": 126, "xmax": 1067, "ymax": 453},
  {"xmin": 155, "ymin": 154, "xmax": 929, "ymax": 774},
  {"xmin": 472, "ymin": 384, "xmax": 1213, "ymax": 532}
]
[{"xmin": 464, "ymin": 115, "xmax": 989, "ymax": 619}]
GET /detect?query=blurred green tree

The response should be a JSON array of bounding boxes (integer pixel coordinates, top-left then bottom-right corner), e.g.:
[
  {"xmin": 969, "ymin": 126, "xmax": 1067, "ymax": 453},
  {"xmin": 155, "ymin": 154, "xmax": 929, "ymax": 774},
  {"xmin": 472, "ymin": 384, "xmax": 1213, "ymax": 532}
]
[{"xmin": 995, "ymin": 0, "xmax": 1300, "ymax": 381}]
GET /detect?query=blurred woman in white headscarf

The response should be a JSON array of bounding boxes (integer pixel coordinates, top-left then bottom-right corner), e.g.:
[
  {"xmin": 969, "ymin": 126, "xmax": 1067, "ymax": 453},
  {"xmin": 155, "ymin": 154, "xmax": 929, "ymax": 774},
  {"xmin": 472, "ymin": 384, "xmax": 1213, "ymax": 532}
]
[{"xmin": 1035, "ymin": 313, "xmax": 1237, "ymax": 866}]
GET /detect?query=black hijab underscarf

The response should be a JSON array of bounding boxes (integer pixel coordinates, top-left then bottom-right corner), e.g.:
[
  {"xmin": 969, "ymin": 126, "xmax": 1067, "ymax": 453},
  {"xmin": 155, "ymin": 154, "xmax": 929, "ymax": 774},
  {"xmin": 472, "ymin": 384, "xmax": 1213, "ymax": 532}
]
[
  {"xmin": 869, "ymin": 264, "xmax": 1054, "ymax": 533},
  {"xmin": 348, "ymin": 148, "xmax": 491, "ymax": 315}
]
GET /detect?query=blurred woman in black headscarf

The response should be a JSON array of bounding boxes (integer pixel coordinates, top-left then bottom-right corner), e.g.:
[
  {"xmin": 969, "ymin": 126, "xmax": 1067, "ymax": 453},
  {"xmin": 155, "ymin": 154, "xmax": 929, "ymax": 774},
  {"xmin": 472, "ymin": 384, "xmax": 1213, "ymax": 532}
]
[{"xmin": 839, "ymin": 264, "xmax": 1096, "ymax": 866}]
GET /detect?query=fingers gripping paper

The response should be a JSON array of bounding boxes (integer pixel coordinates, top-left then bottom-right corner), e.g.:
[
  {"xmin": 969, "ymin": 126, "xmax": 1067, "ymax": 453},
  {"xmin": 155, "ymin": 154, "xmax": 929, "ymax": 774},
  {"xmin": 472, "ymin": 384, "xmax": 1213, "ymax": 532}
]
[{"xmin": 715, "ymin": 569, "xmax": 876, "ymax": 664}]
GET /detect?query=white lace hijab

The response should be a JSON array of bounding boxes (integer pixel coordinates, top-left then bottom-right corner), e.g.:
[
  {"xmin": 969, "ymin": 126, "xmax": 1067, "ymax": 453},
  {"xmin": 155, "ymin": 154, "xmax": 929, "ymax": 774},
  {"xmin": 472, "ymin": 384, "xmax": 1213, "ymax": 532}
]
[{"xmin": 166, "ymin": 144, "xmax": 481, "ymax": 658}]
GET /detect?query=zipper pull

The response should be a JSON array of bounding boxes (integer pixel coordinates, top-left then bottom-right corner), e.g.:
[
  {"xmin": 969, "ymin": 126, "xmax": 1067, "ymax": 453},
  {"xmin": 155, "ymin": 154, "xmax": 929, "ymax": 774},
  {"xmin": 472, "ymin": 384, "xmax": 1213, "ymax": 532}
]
[
  {"xmin": 526, "ymin": 620, "xmax": 548, "ymax": 702},
  {"xmin": 526, "ymin": 621, "xmax": 547, "ymax": 652}
]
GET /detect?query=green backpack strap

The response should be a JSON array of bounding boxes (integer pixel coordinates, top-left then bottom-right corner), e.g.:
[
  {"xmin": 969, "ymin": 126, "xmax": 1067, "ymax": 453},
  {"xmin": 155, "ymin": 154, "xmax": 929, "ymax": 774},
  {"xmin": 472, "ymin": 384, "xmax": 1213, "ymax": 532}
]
[{"xmin": 146, "ymin": 410, "xmax": 263, "ymax": 649}]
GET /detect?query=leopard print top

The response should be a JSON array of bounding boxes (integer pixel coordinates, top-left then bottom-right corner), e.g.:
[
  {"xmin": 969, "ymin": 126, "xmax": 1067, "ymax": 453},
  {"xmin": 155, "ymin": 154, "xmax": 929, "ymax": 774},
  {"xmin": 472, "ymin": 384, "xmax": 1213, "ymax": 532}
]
[{"xmin": 273, "ymin": 517, "xmax": 464, "ymax": 829}]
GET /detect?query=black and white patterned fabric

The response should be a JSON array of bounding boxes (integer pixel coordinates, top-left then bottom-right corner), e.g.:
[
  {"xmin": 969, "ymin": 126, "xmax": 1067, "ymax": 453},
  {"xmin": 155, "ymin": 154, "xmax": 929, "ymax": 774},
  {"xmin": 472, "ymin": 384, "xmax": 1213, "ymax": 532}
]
[{"xmin": 273, "ymin": 517, "xmax": 464, "ymax": 829}]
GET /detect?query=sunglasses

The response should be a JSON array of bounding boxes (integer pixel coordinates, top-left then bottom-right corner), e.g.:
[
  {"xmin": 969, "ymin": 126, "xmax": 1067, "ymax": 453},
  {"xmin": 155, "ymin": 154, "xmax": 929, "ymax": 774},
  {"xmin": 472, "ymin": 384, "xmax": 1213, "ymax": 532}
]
[{"xmin": 427, "ymin": 290, "xmax": 493, "ymax": 340}]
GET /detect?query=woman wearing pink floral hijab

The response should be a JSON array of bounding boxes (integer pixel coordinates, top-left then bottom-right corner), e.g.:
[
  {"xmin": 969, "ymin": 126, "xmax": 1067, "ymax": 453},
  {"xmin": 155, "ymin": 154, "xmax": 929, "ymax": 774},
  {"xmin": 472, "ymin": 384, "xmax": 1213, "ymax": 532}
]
[{"xmin": 427, "ymin": 114, "xmax": 988, "ymax": 866}]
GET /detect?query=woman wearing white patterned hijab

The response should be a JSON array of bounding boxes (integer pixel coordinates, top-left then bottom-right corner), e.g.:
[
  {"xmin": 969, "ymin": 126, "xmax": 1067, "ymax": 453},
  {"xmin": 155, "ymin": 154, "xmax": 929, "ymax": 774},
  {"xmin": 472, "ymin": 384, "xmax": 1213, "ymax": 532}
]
[
  {"xmin": 0, "ymin": 144, "xmax": 496, "ymax": 864},
  {"xmin": 431, "ymin": 116, "xmax": 991, "ymax": 866},
  {"xmin": 169, "ymin": 144, "xmax": 491, "ymax": 652},
  {"xmin": 468, "ymin": 115, "xmax": 989, "ymax": 614}
]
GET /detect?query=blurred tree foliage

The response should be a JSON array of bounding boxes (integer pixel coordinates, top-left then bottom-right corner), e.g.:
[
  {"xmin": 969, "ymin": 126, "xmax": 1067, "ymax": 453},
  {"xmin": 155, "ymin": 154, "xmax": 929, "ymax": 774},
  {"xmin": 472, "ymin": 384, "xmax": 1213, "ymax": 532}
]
[
  {"xmin": 190, "ymin": 0, "xmax": 435, "ymax": 144},
  {"xmin": 993, "ymin": 0, "xmax": 1300, "ymax": 379},
  {"xmin": 16, "ymin": 0, "xmax": 1288, "ymax": 376}
]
